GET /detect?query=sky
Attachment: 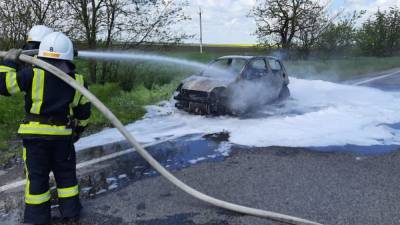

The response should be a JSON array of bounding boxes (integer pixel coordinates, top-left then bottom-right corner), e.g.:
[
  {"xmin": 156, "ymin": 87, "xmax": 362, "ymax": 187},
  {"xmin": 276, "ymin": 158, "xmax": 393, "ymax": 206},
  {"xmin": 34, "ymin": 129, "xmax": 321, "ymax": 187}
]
[{"xmin": 178, "ymin": 0, "xmax": 400, "ymax": 44}]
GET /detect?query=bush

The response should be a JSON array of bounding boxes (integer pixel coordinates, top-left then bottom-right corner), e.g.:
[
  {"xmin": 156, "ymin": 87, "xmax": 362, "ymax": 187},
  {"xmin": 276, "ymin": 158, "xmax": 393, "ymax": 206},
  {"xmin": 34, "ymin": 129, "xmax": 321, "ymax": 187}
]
[
  {"xmin": 86, "ymin": 81, "xmax": 177, "ymax": 133},
  {"xmin": 356, "ymin": 8, "xmax": 400, "ymax": 56}
]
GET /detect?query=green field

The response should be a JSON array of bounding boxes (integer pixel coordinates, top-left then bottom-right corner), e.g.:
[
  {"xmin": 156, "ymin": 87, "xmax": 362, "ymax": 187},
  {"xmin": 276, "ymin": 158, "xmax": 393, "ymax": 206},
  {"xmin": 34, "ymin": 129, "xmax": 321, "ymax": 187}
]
[{"xmin": 1, "ymin": 50, "xmax": 400, "ymax": 166}]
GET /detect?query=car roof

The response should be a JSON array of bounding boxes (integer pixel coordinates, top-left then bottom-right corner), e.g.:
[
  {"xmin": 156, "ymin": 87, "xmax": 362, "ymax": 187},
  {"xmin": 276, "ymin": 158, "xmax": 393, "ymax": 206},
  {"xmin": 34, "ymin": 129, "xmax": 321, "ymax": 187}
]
[{"xmin": 217, "ymin": 55, "xmax": 279, "ymax": 61}]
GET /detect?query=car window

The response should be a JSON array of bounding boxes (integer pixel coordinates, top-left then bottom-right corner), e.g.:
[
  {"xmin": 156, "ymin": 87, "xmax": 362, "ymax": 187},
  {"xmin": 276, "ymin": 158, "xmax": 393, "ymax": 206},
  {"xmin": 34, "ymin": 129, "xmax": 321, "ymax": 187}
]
[
  {"xmin": 230, "ymin": 59, "xmax": 247, "ymax": 74},
  {"xmin": 243, "ymin": 59, "xmax": 268, "ymax": 79},
  {"xmin": 269, "ymin": 59, "xmax": 282, "ymax": 71},
  {"xmin": 250, "ymin": 59, "xmax": 267, "ymax": 70}
]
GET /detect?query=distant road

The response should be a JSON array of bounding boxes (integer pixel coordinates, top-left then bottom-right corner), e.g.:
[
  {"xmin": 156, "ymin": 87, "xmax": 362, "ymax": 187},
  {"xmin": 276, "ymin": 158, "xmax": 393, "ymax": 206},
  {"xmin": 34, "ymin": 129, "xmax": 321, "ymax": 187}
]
[{"xmin": 352, "ymin": 68, "xmax": 400, "ymax": 90}]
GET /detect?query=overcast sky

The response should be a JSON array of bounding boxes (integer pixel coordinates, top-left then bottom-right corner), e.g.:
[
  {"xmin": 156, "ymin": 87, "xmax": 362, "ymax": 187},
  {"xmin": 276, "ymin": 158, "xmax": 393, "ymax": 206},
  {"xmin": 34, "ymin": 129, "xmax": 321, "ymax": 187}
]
[{"xmin": 178, "ymin": 0, "xmax": 400, "ymax": 44}]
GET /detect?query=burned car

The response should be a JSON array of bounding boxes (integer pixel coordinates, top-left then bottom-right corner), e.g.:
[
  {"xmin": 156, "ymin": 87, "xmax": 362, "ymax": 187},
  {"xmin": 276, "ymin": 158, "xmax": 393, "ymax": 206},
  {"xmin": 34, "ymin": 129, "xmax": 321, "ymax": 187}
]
[{"xmin": 174, "ymin": 56, "xmax": 290, "ymax": 115}]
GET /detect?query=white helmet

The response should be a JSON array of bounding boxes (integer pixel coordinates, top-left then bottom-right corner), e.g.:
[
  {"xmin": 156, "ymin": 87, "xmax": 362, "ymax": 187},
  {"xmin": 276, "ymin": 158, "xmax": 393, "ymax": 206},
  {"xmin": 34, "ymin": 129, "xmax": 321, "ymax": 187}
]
[
  {"xmin": 38, "ymin": 32, "xmax": 74, "ymax": 61},
  {"xmin": 27, "ymin": 25, "xmax": 54, "ymax": 43}
]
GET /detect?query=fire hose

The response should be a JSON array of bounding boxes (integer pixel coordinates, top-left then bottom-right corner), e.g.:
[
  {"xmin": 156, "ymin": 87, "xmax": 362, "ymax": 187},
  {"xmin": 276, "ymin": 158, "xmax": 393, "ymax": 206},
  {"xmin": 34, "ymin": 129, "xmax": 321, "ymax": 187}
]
[{"xmin": 0, "ymin": 51, "xmax": 322, "ymax": 225}]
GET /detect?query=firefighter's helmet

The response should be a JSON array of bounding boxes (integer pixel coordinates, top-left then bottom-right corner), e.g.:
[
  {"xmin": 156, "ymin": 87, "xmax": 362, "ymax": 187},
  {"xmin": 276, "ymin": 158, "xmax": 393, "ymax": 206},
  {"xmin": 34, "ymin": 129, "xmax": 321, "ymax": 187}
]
[
  {"xmin": 27, "ymin": 25, "xmax": 54, "ymax": 43},
  {"xmin": 38, "ymin": 32, "xmax": 74, "ymax": 61}
]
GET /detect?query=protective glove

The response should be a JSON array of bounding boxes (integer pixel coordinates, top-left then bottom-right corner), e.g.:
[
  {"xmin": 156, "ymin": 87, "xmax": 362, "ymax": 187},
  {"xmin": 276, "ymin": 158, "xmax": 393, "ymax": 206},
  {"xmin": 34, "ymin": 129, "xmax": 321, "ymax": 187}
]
[
  {"xmin": 72, "ymin": 125, "xmax": 86, "ymax": 143},
  {"xmin": 72, "ymin": 131, "xmax": 81, "ymax": 143},
  {"xmin": 4, "ymin": 49, "xmax": 23, "ymax": 63}
]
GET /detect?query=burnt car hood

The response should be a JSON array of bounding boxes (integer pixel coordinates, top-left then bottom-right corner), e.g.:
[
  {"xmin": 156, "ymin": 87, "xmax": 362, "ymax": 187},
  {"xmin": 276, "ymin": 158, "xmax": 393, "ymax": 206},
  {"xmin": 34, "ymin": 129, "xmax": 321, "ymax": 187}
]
[{"xmin": 182, "ymin": 75, "xmax": 233, "ymax": 93}]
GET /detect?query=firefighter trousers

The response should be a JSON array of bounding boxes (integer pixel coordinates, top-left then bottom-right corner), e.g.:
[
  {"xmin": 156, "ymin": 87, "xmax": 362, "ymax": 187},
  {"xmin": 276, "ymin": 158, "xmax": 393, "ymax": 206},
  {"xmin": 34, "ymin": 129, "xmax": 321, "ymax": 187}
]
[{"xmin": 22, "ymin": 138, "xmax": 82, "ymax": 224}]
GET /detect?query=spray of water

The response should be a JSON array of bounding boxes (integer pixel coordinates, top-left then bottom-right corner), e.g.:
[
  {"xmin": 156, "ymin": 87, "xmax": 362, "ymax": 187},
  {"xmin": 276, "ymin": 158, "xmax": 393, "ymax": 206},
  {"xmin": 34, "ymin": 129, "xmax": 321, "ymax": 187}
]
[{"xmin": 78, "ymin": 50, "xmax": 233, "ymax": 77}]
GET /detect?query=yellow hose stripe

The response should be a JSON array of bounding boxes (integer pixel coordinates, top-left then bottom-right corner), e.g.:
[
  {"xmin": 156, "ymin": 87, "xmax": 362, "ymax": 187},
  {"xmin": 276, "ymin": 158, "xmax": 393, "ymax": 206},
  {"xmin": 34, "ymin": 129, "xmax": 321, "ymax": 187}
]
[
  {"xmin": 57, "ymin": 185, "xmax": 79, "ymax": 198},
  {"xmin": 23, "ymin": 147, "xmax": 51, "ymax": 205},
  {"xmin": 30, "ymin": 69, "xmax": 45, "ymax": 114}
]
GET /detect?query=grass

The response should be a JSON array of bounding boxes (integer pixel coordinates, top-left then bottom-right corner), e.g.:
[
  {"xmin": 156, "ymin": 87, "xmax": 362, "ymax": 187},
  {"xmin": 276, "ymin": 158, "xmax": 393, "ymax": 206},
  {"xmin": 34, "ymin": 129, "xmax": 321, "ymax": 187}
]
[
  {"xmin": 0, "ymin": 94, "xmax": 24, "ymax": 149},
  {"xmin": 1, "ymin": 50, "xmax": 400, "ymax": 166},
  {"xmin": 0, "ymin": 93, "xmax": 25, "ymax": 165},
  {"xmin": 87, "ymin": 81, "xmax": 178, "ymax": 132}
]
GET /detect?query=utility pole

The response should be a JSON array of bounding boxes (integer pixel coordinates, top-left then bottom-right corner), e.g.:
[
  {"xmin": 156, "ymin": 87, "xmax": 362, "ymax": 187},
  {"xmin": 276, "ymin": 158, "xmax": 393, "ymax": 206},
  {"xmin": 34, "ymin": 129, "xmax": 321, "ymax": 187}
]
[{"xmin": 199, "ymin": 7, "xmax": 203, "ymax": 54}]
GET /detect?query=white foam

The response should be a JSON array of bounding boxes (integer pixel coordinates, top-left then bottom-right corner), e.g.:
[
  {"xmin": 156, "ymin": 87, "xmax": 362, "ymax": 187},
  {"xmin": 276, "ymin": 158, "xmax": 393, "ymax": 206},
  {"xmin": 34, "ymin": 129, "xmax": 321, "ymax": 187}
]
[
  {"xmin": 189, "ymin": 157, "xmax": 207, "ymax": 164},
  {"xmin": 188, "ymin": 142, "xmax": 233, "ymax": 165},
  {"xmin": 76, "ymin": 78, "xmax": 400, "ymax": 150}
]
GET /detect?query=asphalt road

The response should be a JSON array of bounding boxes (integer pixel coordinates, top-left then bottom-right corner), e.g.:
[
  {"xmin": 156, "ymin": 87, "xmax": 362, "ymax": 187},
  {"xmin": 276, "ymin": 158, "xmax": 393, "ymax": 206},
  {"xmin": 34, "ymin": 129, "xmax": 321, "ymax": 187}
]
[{"xmin": 70, "ymin": 147, "xmax": 400, "ymax": 225}]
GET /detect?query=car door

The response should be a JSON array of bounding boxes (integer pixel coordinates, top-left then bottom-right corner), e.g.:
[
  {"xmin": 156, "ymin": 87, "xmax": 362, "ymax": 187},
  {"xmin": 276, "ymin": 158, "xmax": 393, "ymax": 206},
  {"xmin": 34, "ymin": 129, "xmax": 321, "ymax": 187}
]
[
  {"xmin": 267, "ymin": 58, "xmax": 285, "ymax": 86},
  {"xmin": 237, "ymin": 58, "xmax": 280, "ymax": 106},
  {"xmin": 242, "ymin": 58, "xmax": 269, "ymax": 80}
]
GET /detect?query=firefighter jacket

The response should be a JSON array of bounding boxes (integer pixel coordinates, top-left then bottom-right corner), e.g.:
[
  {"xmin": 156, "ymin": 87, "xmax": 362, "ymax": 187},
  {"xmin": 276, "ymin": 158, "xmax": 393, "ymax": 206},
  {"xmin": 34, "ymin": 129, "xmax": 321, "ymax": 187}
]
[{"xmin": 0, "ymin": 58, "xmax": 91, "ymax": 139}]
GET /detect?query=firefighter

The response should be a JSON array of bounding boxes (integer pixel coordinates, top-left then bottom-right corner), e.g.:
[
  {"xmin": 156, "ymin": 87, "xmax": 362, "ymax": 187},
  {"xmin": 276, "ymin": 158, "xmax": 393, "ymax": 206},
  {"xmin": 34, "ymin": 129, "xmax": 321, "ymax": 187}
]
[
  {"xmin": 24, "ymin": 25, "xmax": 54, "ymax": 51},
  {"xmin": 3, "ymin": 25, "xmax": 53, "ymax": 71},
  {"xmin": 0, "ymin": 32, "xmax": 91, "ymax": 225}
]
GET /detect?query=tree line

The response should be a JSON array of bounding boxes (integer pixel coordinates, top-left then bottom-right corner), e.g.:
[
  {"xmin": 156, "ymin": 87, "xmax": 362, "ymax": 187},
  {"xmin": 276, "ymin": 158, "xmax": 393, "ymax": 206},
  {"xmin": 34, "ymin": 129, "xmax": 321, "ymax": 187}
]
[
  {"xmin": 1, "ymin": 0, "xmax": 399, "ymax": 79},
  {"xmin": 0, "ymin": 0, "xmax": 190, "ymax": 83},
  {"xmin": 251, "ymin": 0, "xmax": 400, "ymax": 58}
]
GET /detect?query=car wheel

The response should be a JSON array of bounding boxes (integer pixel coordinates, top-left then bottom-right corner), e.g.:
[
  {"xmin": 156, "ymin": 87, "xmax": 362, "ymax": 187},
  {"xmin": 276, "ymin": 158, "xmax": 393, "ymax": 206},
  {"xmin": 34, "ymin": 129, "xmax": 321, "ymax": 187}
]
[{"xmin": 209, "ymin": 88, "xmax": 228, "ymax": 115}]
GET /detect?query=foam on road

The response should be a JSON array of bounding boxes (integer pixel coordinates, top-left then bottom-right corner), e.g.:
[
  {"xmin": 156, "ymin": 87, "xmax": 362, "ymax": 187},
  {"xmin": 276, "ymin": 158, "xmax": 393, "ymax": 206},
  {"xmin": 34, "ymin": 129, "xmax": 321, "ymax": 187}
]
[{"xmin": 76, "ymin": 78, "xmax": 400, "ymax": 151}]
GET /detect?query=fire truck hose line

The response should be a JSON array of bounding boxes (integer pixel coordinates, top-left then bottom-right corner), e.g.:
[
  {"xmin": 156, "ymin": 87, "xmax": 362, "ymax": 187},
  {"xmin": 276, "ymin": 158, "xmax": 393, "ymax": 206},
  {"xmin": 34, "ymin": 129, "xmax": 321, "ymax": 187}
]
[{"xmin": 0, "ymin": 51, "xmax": 322, "ymax": 225}]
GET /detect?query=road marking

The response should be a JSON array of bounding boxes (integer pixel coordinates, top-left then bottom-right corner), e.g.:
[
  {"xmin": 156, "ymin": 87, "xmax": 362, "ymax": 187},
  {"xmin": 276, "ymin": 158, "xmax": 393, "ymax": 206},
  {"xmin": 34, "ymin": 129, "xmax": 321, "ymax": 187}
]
[
  {"xmin": 0, "ymin": 180, "xmax": 26, "ymax": 193},
  {"xmin": 0, "ymin": 137, "xmax": 183, "ymax": 193},
  {"xmin": 353, "ymin": 71, "xmax": 400, "ymax": 85}
]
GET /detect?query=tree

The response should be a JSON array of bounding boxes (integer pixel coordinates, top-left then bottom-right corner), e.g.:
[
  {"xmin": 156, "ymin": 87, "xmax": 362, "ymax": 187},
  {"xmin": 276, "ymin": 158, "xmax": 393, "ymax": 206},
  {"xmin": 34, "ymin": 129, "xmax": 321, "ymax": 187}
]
[
  {"xmin": 316, "ymin": 11, "xmax": 364, "ymax": 56},
  {"xmin": 64, "ymin": 0, "xmax": 190, "ymax": 83},
  {"xmin": 97, "ymin": 0, "xmax": 123, "ymax": 83},
  {"xmin": 0, "ymin": 0, "xmax": 67, "ymax": 50},
  {"xmin": 65, "ymin": 0, "xmax": 105, "ymax": 82},
  {"xmin": 357, "ymin": 7, "xmax": 400, "ymax": 56},
  {"xmin": 99, "ymin": 0, "xmax": 191, "ymax": 84},
  {"xmin": 29, "ymin": 0, "xmax": 67, "ymax": 26},
  {"xmin": 0, "ymin": 0, "xmax": 30, "ymax": 49},
  {"xmin": 122, "ymin": 0, "xmax": 191, "ymax": 46},
  {"xmin": 250, "ymin": 0, "xmax": 328, "ymax": 49},
  {"xmin": 0, "ymin": 0, "xmax": 191, "ymax": 83},
  {"xmin": 295, "ymin": 3, "xmax": 330, "ymax": 57},
  {"xmin": 65, "ymin": 0, "xmax": 104, "ymax": 49}
]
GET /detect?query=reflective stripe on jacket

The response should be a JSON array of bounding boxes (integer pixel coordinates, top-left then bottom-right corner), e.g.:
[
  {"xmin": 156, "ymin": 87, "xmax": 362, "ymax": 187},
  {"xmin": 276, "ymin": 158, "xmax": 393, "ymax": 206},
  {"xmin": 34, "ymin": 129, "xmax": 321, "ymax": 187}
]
[
  {"xmin": 0, "ymin": 65, "xmax": 21, "ymax": 96},
  {"xmin": 0, "ymin": 64, "xmax": 91, "ymax": 138}
]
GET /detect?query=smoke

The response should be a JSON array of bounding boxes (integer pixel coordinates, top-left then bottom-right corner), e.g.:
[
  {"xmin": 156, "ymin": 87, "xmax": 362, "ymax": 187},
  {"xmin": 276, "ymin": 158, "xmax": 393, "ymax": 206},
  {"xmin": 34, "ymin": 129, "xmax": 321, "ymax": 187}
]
[
  {"xmin": 270, "ymin": 49, "xmax": 289, "ymax": 61},
  {"xmin": 270, "ymin": 50, "xmax": 343, "ymax": 82},
  {"xmin": 227, "ymin": 77, "xmax": 282, "ymax": 114}
]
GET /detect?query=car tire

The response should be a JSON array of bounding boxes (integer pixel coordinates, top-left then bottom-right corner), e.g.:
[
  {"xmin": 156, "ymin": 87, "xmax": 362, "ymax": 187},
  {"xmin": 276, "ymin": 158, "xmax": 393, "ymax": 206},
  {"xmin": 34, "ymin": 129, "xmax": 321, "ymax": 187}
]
[{"xmin": 209, "ymin": 88, "xmax": 228, "ymax": 115}]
